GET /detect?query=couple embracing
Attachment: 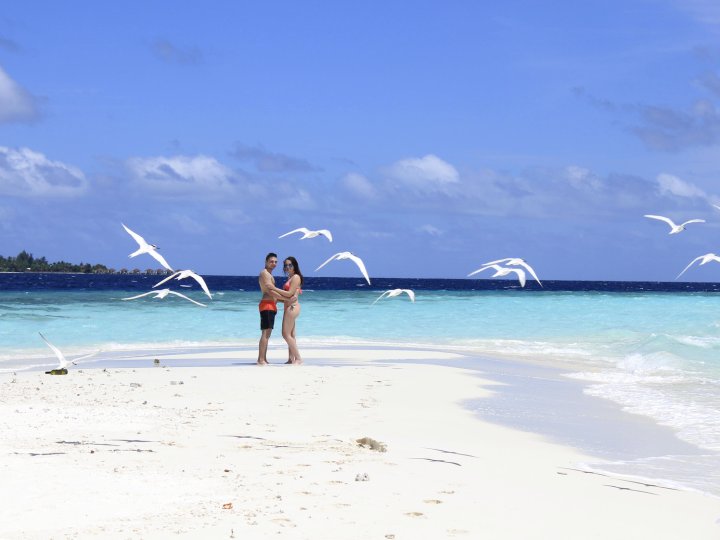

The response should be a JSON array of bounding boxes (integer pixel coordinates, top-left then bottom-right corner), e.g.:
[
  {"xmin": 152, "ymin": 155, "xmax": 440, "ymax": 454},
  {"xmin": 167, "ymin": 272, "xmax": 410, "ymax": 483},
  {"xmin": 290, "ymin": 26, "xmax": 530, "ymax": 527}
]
[{"xmin": 257, "ymin": 252, "xmax": 303, "ymax": 365}]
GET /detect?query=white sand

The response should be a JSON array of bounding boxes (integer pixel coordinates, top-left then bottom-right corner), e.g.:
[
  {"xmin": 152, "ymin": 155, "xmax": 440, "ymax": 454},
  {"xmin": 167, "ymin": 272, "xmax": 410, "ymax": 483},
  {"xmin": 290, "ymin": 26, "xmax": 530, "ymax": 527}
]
[{"xmin": 1, "ymin": 349, "xmax": 718, "ymax": 539}]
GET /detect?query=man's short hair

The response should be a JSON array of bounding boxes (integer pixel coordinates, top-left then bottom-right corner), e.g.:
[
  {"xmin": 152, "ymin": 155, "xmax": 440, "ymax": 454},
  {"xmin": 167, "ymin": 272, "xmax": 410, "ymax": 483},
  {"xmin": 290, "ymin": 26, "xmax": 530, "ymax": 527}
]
[{"xmin": 265, "ymin": 252, "xmax": 278, "ymax": 262}]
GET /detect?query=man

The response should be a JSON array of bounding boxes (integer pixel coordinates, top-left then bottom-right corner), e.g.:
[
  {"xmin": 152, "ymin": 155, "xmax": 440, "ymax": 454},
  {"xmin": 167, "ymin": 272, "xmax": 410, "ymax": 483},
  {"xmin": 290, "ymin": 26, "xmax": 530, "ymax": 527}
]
[{"xmin": 257, "ymin": 252, "xmax": 294, "ymax": 365}]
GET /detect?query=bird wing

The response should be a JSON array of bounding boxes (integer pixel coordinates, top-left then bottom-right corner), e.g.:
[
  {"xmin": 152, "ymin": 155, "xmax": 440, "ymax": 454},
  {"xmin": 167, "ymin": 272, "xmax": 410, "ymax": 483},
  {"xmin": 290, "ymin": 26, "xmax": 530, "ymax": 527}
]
[
  {"xmin": 39, "ymin": 332, "xmax": 67, "ymax": 368},
  {"xmin": 680, "ymin": 219, "xmax": 706, "ymax": 227},
  {"xmin": 480, "ymin": 258, "xmax": 513, "ymax": 267},
  {"xmin": 278, "ymin": 227, "xmax": 309, "ymax": 239},
  {"xmin": 514, "ymin": 260, "xmax": 542, "ymax": 287},
  {"xmin": 71, "ymin": 350, "xmax": 101, "ymax": 364},
  {"xmin": 147, "ymin": 249, "xmax": 174, "ymax": 271},
  {"xmin": 153, "ymin": 271, "xmax": 180, "ymax": 289},
  {"xmin": 122, "ymin": 223, "xmax": 148, "ymax": 247},
  {"xmin": 676, "ymin": 255, "xmax": 704, "ymax": 280},
  {"xmin": 372, "ymin": 290, "xmax": 392, "ymax": 305},
  {"xmin": 468, "ymin": 264, "xmax": 502, "ymax": 277},
  {"xmin": 315, "ymin": 253, "xmax": 342, "ymax": 271},
  {"xmin": 121, "ymin": 291, "xmax": 158, "ymax": 301},
  {"xmin": 644, "ymin": 215, "xmax": 676, "ymax": 228},
  {"xmin": 188, "ymin": 271, "xmax": 212, "ymax": 300},
  {"xmin": 509, "ymin": 268, "xmax": 527, "ymax": 287},
  {"xmin": 346, "ymin": 253, "xmax": 371, "ymax": 285},
  {"xmin": 318, "ymin": 229, "xmax": 333, "ymax": 242},
  {"xmin": 402, "ymin": 289, "xmax": 416, "ymax": 302},
  {"xmin": 167, "ymin": 290, "xmax": 207, "ymax": 307}
]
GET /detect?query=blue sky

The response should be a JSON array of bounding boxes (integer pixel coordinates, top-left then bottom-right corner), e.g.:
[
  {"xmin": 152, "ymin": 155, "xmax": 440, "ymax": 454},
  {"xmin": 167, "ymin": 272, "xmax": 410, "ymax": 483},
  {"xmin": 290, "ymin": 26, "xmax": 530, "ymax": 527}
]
[{"xmin": 2, "ymin": 1, "xmax": 720, "ymax": 280}]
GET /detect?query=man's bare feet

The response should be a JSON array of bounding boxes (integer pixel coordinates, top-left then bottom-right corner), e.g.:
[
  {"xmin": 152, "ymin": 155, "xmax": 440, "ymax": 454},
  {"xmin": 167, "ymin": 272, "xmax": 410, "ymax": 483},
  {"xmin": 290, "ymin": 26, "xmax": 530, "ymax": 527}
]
[
  {"xmin": 257, "ymin": 360, "xmax": 269, "ymax": 365},
  {"xmin": 285, "ymin": 359, "xmax": 293, "ymax": 364}
]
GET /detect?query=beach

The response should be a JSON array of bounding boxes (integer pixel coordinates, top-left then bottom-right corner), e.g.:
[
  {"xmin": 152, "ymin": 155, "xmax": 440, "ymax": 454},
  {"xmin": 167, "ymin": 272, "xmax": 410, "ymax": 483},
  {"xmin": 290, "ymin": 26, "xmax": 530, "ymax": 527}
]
[
  {"xmin": 6, "ymin": 0, "xmax": 720, "ymax": 537},
  {"xmin": 1, "ymin": 346, "xmax": 718, "ymax": 539}
]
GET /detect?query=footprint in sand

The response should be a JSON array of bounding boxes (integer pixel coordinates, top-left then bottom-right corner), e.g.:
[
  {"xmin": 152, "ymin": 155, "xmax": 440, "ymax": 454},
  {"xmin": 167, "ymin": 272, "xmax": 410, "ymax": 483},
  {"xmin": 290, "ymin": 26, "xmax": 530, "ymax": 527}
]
[
  {"xmin": 405, "ymin": 512, "xmax": 424, "ymax": 517},
  {"xmin": 423, "ymin": 499, "xmax": 443, "ymax": 504},
  {"xmin": 271, "ymin": 518, "xmax": 296, "ymax": 528}
]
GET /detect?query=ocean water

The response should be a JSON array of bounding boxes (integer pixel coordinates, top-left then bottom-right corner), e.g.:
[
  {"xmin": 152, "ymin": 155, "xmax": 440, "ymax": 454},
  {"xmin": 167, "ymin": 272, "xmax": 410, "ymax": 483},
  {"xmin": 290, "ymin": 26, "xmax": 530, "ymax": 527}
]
[{"xmin": 2, "ymin": 273, "xmax": 720, "ymax": 495}]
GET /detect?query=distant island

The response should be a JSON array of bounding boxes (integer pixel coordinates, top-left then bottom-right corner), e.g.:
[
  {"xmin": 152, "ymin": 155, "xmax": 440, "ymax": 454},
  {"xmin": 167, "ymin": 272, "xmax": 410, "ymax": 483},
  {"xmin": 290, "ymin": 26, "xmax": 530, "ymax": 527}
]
[{"xmin": 0, "ymin": 250, "xmax": 170, "ymax": 275}]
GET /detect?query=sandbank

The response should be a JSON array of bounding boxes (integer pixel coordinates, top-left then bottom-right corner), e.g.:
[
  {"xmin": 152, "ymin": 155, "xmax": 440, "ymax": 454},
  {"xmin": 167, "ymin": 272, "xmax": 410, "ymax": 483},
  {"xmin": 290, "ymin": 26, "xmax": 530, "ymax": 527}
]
[{"xmin": 0, "ymin": 346, "xmax": 718, "ymax": 539}]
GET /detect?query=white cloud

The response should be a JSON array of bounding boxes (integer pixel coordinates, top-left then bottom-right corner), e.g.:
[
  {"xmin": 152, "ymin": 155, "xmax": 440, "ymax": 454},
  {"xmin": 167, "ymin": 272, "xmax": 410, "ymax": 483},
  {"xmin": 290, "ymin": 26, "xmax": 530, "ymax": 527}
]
[
  {"xmin": 564, "ymin": 165, "xmax": 603, "ymax": 190},
  {"xmin": 0, "ymin": 146, "xmax": 87, "ymax": 197},
  {"xmin": 0, "ymin": 66, "xmax": 39, "ymax": 123},
  {"xmin": 418, "ymin": 224, "xmax": 443, "ymax": 236},
  {"xmin": 275, "ymin": 185, "xmax": 316, "ymax": 210},
  {"xmin": 341, "ymin": 172, "xmax": 376, "ymax": 198},
  {"xmin": 656, "ymin": 172, "xmax": 707, "ymax": 199},
  {"xmin": 214, "ymin": 207, "xmax": 251, "ymax": 226},
  {"xmin": 384, "ymin": 154, "xmax": 459, "ymax": 189},
  {"xmin": 126, "ymin": 154, "xmax": 236, "ymax": 194}
]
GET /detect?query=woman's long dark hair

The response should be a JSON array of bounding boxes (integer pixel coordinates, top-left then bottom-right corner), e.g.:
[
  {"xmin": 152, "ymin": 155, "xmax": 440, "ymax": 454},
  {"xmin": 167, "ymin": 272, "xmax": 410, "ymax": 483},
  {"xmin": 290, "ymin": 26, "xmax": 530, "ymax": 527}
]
[{"xmin": 284, "ymin": 256, "xmax": 304, "ymax": 286}]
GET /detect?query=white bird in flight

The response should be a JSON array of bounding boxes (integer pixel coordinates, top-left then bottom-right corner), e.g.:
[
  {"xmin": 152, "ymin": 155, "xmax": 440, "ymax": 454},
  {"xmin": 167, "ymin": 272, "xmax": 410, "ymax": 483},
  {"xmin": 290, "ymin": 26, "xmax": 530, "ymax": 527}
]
[
  {"xmin": 153, "ymin": 270, "xmax": 212, "ymax": 300},
  {"xmin": 643, "ymin": 214, "xmax": 705, "ymax": 235},
  {"xmin": 316, "ymin": 252, "xmax": 371, "ymax": 285},
  {"xmin": 279, "ymin": 227, "xmax": 333, "ymax": 242},
  {"xmin": 468, "ymin": 264, "xmax": 527, "ymax": 287},
  {"xmin": 471, "ymin": 258, "xmax": 542, "ymax": 287},
  {"xmin": 39, "ymin": 332, "xmax": 98, "ymax": 370},
  {"xmin": 122, "ymin": 288, "xmax": 207, "ymax": 307},
  {"xmin": 122, "ymin": 223, "xmax": 174, "ymax": 271},
  {"xmin": 676, "ymin": 253, "xmax": 720, "ymax": 280},
  {"xmin": 372, "ymin": 288, "xmax": 415, "ymax": 305}
]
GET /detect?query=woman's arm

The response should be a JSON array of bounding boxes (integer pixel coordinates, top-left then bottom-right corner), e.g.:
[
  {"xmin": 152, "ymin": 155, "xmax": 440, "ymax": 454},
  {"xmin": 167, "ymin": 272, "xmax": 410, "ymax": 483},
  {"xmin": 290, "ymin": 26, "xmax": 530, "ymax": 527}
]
[
  {"xmin": 272, "ymin": 276, "xmax": 300, "ymax": 303},
  {"xmin": 271, "ymin": 285, "xmax": 294, "ymax": 299}
]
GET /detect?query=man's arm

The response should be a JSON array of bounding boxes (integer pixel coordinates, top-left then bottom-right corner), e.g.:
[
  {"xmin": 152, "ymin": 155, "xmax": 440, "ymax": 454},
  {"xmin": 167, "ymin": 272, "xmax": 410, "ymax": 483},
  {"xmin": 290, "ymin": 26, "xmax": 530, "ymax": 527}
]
[
  {"xmin": 260, "ymin": 271, "xmax": 293, "ymax": 300},
  {"xmin": 270, "ymin": 285, "xmax": 294, "ymax": 299}
]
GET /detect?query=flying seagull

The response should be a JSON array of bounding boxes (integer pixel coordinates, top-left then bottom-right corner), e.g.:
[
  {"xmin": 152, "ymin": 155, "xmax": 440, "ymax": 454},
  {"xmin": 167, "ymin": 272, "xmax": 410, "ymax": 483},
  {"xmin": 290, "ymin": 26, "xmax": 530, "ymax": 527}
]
[
  {"xmin": 372, "ymin": 288, "xmax": 416, "ymax": 305},
  {"xmin": 643, "ymin": 215, "xmax": 705, "ymax": 235},
  {"xmin": 471, "ymin": 258, "xmax": 542, "ymax": 287},
  {"xmin": 122, "ymin": 288, "xmax": 207, "ymax": 307},
  {"xmin": 676, "ymin": 253, "xmax": 720, "ymax": 280},
  {"xmin": 467, "ymin": 264, "xmax": 526, "ymax": 287},
  {"xmin": 122, "ymin": 223, "xmax": 174, "ymax": 271},
  {"xmin": 39, "ymin": 332, "xmax": 99, "ymax": 370},
  {"xmin": 316, "ymin": 252, "xmax": 371, "ymax": 285},
  {"xmin": 153, "ymin": 269, "xmax": 212, "ymax": 300},
  {"xmin": 279, "ymin": 227, "xmax": 333, "ymax": 242}
]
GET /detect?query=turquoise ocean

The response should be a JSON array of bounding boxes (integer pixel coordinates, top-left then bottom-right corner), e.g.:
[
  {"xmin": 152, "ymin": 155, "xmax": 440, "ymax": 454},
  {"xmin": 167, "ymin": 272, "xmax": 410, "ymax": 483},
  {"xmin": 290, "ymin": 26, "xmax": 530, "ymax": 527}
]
[{"xmin": 2, "ymin": 273, "xmax": 720, "ymax": 496}]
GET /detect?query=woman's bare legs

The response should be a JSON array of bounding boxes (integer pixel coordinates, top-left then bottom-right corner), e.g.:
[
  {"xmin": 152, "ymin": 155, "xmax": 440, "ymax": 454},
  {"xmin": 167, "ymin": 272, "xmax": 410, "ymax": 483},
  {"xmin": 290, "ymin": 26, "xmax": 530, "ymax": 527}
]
[
  {"xmin": 285, "ymin": 324, "xmax": 296, "ymax": 364},
  {"xmin": 282, "ymin": 304, "xmax": 302, "ymax": 365}
]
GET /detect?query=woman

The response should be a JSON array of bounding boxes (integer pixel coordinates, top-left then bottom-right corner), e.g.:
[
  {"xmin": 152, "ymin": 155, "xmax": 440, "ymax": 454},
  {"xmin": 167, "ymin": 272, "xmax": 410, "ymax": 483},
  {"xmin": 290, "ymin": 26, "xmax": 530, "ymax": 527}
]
[{"xmin": 276, "ymin": 256, "xmax": 303, "ymax": 365}]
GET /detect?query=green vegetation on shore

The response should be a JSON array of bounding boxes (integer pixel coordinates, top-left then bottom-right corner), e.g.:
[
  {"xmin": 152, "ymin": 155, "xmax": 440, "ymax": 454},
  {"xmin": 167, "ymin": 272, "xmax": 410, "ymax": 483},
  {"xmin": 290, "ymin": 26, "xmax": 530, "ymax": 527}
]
[
  {"xmin": 0, "ymin": 250, "xmax": 110, "ymax": 273},
  {"xmin": 0, "ymin": 250, "xmax": 170, "ymax": 274}
]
